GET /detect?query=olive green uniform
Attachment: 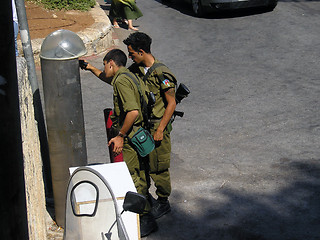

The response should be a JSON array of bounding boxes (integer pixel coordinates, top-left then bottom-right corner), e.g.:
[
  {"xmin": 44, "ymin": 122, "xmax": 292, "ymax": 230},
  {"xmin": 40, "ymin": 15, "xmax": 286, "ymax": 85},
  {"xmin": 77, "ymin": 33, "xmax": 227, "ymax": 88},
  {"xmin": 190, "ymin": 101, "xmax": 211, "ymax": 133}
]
[
  {"xmin": 129, "ymin": 60, "xmax": 176, "ymax": 199},
  {"xmin": 109, "ymin": 67, "xmax": 150, "ymax": 205}
]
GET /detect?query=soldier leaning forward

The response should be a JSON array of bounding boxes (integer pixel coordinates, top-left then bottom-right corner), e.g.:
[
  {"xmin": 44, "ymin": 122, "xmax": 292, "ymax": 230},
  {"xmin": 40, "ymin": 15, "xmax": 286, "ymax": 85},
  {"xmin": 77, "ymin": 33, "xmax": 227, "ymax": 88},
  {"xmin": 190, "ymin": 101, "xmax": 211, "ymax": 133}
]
[{"xmin": 80, "ymin": 49, "xmax": 158, "ymax": 237}]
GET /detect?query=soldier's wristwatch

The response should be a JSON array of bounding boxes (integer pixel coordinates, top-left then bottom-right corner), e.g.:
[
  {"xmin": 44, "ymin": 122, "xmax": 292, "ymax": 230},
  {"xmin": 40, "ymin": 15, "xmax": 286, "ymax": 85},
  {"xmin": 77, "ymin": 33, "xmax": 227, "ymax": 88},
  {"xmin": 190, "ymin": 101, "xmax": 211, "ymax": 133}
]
[{"xmin": 118, "ymin": 131, "xmax": 125, "ymax": 138}]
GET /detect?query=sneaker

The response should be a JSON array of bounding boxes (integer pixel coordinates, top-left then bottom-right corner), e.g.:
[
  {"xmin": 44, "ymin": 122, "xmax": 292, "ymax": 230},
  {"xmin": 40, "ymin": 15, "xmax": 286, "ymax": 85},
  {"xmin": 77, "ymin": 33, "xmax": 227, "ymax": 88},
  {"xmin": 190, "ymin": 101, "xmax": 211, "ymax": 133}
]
[
  {"xmin": 151, "ymin": 199, "xmax": 171, "ymax": 219},
  {"xmin": 140, "ymin": 213, "xmax": 158, "ymax": 237}
]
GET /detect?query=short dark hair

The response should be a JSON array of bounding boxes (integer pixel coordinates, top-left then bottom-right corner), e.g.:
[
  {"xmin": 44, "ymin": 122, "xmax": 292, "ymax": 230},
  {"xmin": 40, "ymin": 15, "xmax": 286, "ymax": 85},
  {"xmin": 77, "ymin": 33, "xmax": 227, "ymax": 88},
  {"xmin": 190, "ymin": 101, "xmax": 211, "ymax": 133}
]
[
  {"xmin": 123, "ymin": 32, "xmax": 152, "ymax": 53},
  {"xmin": 103, "ymin": 49, "xmax": 127, "ymax": 66}
]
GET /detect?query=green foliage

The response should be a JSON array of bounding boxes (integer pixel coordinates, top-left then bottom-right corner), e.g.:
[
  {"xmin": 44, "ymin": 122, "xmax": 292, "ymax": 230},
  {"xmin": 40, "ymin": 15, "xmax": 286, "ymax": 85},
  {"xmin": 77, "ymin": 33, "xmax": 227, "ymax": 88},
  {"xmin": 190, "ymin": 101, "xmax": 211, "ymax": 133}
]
[{"xmin": 40, "ymin": 0, "xmax": 96, "ymax": 11}]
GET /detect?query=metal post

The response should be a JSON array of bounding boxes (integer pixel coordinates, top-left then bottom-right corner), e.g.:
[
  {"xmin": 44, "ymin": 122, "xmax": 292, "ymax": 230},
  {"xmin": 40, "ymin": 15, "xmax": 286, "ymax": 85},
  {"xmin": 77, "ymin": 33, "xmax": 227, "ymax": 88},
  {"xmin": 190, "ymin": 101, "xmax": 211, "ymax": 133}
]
[{"xmin": 40, "ymin": 29, "xmax": 88, "ymax": 226}]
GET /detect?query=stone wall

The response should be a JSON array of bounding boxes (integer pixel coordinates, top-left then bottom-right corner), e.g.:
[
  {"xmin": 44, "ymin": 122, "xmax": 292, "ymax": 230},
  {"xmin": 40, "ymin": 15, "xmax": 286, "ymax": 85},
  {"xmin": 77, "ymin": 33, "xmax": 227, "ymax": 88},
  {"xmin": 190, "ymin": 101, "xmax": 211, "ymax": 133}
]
[
  {"xmin": 16, "ymin": 57, "xmax": 47, "ymax": 239},
  {"xmin": 78, "ymin": 3, "xmax": 115, "ymax": 56}
]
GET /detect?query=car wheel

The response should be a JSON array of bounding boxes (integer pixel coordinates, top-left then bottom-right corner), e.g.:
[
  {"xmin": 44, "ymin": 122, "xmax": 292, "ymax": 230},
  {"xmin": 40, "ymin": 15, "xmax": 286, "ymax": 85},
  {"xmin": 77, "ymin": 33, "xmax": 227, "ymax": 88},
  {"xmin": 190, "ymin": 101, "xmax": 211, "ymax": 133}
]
[{"xmin": 191, "ymin": 0, "xmax": 204, "ymax": 17}]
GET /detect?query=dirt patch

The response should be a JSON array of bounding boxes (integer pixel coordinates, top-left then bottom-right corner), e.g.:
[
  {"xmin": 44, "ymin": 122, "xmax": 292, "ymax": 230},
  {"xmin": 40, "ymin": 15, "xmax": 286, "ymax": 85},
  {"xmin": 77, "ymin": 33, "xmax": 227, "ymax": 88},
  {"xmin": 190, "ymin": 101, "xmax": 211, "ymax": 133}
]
[{"xmin": 25, "ymin": 1, "xmax": 95, "ymax": 39}]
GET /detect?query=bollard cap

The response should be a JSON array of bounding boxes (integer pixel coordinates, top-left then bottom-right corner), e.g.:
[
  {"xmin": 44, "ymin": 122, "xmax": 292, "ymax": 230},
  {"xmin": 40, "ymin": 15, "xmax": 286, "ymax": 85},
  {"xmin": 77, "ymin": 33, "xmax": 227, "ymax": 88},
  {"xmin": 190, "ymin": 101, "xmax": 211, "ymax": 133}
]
[{"xmin": 40, "ymin": 29, "xmax": 87, "ymax": 60}]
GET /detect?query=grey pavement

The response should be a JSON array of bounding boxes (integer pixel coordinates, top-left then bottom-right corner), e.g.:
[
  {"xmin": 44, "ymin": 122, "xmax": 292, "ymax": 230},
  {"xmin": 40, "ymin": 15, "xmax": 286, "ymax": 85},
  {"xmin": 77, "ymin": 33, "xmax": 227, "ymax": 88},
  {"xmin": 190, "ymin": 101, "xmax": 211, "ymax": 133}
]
[
  {"xmin": 133, "ymin": 1, "xmax": 320, "ymax": 239},
  {"xmin": 37, "ymin": 0, "xmax": 320, "ymax": 239}
]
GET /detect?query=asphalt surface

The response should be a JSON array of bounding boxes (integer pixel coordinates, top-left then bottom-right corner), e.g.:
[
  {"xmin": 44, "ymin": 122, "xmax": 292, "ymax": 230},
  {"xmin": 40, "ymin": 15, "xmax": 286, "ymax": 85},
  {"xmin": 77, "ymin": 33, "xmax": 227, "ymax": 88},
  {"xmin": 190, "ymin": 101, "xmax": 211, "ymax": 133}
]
[
  {"xmin": 39, "ymin": 0, "xmax": 320, "ymax": 239},
  {"xmin": 84, "ymin": 1, "xmax": 320, "ymax": 239}
]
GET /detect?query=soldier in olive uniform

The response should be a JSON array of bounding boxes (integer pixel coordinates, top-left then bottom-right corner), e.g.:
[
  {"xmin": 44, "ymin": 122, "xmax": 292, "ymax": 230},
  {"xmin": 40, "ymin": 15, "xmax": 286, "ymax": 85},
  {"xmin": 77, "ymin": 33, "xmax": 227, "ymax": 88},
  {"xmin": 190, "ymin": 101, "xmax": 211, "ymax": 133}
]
[
  {"xmin": 123, "ymin": 32, "xmax": 177, "ymax": 219},
  {"xmin": 80, "ymin": 49, "xmax": 158, "ymax": 237}
]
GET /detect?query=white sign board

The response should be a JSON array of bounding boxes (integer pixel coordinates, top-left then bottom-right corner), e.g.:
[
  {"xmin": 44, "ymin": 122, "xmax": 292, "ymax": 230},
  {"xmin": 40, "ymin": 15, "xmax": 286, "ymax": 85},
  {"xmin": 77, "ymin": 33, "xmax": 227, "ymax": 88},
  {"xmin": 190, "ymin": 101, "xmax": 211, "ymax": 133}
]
[{"xmin": 69, "ymin": 162, "xmax": 140, "ymax": 240}]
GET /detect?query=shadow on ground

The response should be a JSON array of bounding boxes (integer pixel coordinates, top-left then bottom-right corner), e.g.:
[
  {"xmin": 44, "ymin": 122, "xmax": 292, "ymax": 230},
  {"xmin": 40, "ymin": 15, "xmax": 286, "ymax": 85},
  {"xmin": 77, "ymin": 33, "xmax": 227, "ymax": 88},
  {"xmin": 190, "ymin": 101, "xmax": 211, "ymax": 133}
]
[{"xmin": 151, "ymin": 159, "xmax": 320, "ymax": 240}]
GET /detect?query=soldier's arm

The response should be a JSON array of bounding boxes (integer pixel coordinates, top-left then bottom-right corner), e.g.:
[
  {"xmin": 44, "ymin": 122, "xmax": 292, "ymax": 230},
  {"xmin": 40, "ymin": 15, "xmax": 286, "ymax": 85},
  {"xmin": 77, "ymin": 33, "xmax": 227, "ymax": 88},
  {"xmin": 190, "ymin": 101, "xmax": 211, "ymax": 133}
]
[
  {"xmin": 81, "ymin": 60, "xmax": 112, "ymax": 84},
  {"xmin": 119, "ymin": 110, "xmax": 139, "ymax": 138},
  {"xmin": 108, "ymin": 110, "xmax": 139, "ymax": 154},
  {"xmin": 153, "ymin": 88, "xmax": 176, "ymax": 141}
]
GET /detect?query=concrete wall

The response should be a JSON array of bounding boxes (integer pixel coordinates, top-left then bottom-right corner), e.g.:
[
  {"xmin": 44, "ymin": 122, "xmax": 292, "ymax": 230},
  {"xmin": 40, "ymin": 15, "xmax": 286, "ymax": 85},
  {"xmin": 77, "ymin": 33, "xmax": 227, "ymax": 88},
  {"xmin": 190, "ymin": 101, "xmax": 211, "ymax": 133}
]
[
  {"xmin": 17, "ymin": 57, "xmax": 47, "ymax": 239},
  {"xmin": 13, "ymin": 2, "xmax": 115, "ymax": 237}
]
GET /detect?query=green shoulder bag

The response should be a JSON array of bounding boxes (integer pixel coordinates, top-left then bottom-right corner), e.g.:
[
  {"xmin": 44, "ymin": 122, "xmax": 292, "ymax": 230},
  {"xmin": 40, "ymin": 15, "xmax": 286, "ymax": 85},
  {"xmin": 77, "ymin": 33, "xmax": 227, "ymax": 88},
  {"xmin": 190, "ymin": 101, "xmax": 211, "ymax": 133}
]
[{"xmin": 129, "ymin": 127, "xmax": 155, "ymax": 157}]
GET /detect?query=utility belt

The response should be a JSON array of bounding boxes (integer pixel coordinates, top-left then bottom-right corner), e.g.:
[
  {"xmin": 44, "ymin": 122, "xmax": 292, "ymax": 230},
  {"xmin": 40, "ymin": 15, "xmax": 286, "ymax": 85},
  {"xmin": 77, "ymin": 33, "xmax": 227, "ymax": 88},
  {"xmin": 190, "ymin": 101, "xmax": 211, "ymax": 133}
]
[
  {"xmin": 148, "ymin": 118, "xmax": 173, "ymax": 133},
  {"xmin": 149, "ymin": 118, "xmax": 161, "ymax": 124}
]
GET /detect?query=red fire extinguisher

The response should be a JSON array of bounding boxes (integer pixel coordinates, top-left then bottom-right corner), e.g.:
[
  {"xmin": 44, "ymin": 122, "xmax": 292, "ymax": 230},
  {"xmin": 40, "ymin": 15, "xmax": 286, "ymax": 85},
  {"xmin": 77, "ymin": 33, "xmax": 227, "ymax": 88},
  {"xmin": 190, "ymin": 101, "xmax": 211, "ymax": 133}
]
[{"xmin": 103, "ymin": 108, "xmax": 123, "ymax": 163}]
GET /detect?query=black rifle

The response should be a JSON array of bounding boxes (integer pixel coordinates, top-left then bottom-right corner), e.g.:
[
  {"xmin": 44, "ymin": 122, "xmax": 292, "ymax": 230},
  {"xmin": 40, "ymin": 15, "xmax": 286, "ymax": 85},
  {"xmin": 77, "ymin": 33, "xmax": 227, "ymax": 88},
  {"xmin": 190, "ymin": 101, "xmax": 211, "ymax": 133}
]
[
  {"xmin": 172, "ymin": 83, "xmax": 190, "ymax": 121},
  {"xmin": 146, "ymin": 92, "xmax": 156, "ymax": 130}
]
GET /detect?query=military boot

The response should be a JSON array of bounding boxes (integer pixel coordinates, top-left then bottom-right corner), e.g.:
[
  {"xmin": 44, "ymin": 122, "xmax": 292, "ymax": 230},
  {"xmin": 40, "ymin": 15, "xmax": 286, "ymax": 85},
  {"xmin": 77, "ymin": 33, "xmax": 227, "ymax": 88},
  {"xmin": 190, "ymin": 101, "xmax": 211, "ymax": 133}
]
[
  {"xmin": 140, "ymin": 213, "xmax": 158, "ymax": 237},
  {"xmin": 151, "ymin": 198, "xmax": 171, "ymax": 219}
]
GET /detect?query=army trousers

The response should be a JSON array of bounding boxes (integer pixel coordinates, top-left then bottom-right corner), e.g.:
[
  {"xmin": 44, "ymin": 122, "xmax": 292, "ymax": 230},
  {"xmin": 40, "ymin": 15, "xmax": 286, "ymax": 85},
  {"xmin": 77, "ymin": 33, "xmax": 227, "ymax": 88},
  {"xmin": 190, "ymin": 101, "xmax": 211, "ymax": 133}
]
[
  {"xmin": 123, "ymin": 140, "xmax": 151, "ymax": 212},
  {"xmin": 149, "ymin": 126, "xmax": 172, "ymax": 199}
]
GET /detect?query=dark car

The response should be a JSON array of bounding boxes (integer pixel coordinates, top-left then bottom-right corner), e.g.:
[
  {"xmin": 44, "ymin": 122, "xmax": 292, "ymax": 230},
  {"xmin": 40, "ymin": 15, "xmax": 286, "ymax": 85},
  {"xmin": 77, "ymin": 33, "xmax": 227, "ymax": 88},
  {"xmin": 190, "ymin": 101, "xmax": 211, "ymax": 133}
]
[{"xmin": 183, "ymin": 0, "xmax": 278, "ymax": 16}]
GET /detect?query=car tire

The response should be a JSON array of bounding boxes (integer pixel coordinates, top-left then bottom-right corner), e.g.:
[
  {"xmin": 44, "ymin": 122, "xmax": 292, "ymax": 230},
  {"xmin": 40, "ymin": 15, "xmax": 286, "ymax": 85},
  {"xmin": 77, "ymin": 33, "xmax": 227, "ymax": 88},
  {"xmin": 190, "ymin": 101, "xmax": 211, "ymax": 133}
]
[
  {"xmin": 191, "ymin": 0, "xmax": 204, "ymax": 17},
  {"xmin": 266, "ymin": 0, "xmax": 278, "ymax": 11}
]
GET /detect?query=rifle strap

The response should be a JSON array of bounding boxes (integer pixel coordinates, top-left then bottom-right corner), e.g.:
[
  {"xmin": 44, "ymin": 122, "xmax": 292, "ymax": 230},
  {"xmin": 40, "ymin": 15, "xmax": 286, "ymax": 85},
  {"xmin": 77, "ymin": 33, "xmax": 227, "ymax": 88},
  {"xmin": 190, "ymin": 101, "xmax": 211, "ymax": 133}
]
[
  {"xmin": 121, "ymin": 72, "xmax": 148, "ymax": 124},
  {"xmin": 143, "ymin": 62, "xmax": 166, "ymax": 83}
]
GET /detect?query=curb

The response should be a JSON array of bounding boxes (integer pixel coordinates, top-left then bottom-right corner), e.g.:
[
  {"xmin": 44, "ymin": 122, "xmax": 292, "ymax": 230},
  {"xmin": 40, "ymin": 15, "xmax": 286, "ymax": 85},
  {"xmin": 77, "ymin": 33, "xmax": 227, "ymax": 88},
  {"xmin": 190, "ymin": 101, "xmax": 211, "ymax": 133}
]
[{"xmin": 18, "ymin": 2, "xmax": 116, "ymax": 64}]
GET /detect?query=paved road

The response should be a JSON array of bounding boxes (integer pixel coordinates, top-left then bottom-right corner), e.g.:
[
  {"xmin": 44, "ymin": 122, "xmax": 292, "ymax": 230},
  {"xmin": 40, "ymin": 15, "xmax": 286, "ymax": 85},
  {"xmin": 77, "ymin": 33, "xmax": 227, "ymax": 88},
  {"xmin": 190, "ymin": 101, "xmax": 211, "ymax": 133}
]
[{"xmin": 81, "ymin": 0, "xmax": 320, "ymax": 239}]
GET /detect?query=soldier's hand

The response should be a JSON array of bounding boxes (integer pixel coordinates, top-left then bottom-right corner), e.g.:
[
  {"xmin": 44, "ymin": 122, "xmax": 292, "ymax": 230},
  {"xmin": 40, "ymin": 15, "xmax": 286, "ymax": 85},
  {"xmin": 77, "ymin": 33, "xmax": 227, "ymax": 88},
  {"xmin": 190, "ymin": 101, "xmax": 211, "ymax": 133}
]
[
  {"xmin": 108, "ymin": 136, "xmax": 124, "ymax": 155},
  {"xmin": 153, "ymin": 129, "xmax": 163, "ymax": 142},
  {"xmin": 79, "ymin": 59, "xmax": 88, "ymax": 70}
]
